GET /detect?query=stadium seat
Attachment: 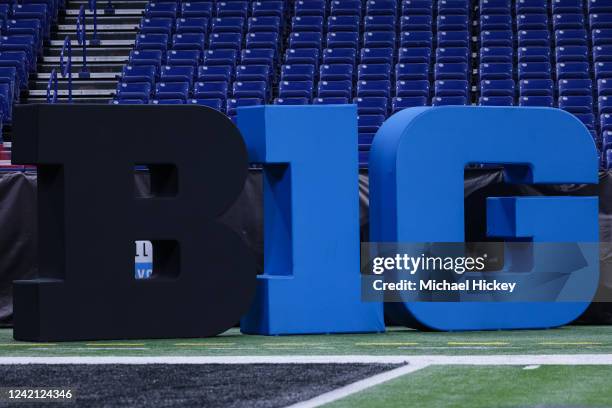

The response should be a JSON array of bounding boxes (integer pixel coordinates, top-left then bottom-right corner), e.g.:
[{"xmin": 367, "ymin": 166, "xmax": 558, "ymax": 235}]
[
  {"xmin": 281, "ymin": 64, "xmax": 315, "ymax": 81},
  {"xmin": 198, "ymin": 65, "xmax": 233, "ymax": 82},
  {"xmin": 155, "ymin": 82, "xmax": 190, "ymax": 100},
  {"xmin": 194, "ymin": 81, "xmax": 229, "ymax": 100},
  {"xmin": 203, "ymin": 49, "xmax": 238, "ymax": 66}
]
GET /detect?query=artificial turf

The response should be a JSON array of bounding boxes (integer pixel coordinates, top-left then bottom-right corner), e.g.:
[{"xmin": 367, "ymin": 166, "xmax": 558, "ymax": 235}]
[
  {"xmin": 324, "ymin": 365, "xmax": 612, "ymax": 408},
  {"xmin": 0, "ymin": 326, "xmax": 612, "ymax": 357}
]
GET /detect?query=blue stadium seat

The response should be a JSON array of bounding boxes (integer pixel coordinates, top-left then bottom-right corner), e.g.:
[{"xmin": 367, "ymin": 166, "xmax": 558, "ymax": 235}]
[
  {"xmin": 285, "ymin": 48, "xmax": 320, "ymax": 66},
  {"xmin": 559, "ymin": 79, "xmax": 592, "ymax": 96},
  {"xmin": 553, "ymin": 14, "xmax": 585, "ymax": 30},
  {"xmin": 226, "ymin": 97, "xmax": 263, "ymax": 120},
  {"xmin": 516, "ymin": 0, "xmax": 547, "ymax": 14},
  {"xmin": 280, "ymin": 64, "xmax": 314, "ymax": 81},
  {"xmin": 365, "ymin": 15, "xmax": 397, "ymax": 31},
  {"xmin": 198, "ymin": 65, "xmax": 232, "ymax": 82},
  {"xmin": 435, "ymin": 63, "xmax": 468, "ymax": 80},
  {"xmin": 437, "ymin": 47, "xmax": 470, "ymax": 63},
  {"xmin": 279, "ymin": 80, "xmax": 313, "ymax": 98},
  {"xmin": 273, "ymin": 97, "xmax": 310, "ymax": 105},
  {"xmin": 363, "ymin": 31, "xmax": 396, "ymax": 48},
  {"xmin": 116, "ymin": 82, "xmax": 151, "ymax": 103},
  {"xmin": 357, "ymin": 80, "xmax": 391, "ymax": 97},
  {"xmin": 518, "ymin": 30, "xmax": 550, "ymax": 47},
  {"xmin": 435, "ymin": 79, "xmax": 469, "ymax": 96},
  {"xmin": 194, "ymin": 81, "xmax": 229, "ymax": 100},
  {"xmin": 606, "ymin": 149, "xmax": 612, "ymax": 169},
  {"xmin": 437, "ymin": 14, "xmax": 469, "ymax": 30},
  {"xmin": 400, "ymin": 31, "xmax": 433, "ymax": 48},
  {"xmin": 331, "ymin": 0, "xmax": 362, "ymax": 16},
  {"xmin": 604, "ymin": 131, "xmax": 612, "ymax": 149},
  {"xmin": 141, "ymin": 18, "xmax": 173, "ymax": 35},
  {"xmin": 598, "ymin": 78, "xmax": 612, "ymax": 95},
  {"xmin": 602, "ymin": 113, "xmax": 612, "ymax": 131},
  {"xmin": 552, "ymin": 0, "xmax": 583, "ymax": 14},
  {"xmin": 246, "ymin": 32, "xmax": 279, "ymax": 50},
  {"xmin": 151, "ymin": 99, "xmax": 185, "ymax": 105},
  {"xmin": 189, "ymin": 98, "xmax": 224, "ymax": 111},
  {"xmin": 236, "ymin": 64, "xmax": 270, "ymax": 82},
  {"xmin": 400, "ymin": 15, "xmax": 432, "ymax": 30},
  {"xmin": 358, "ymin": 114, "xmax": 385, "ymax": 135},
  {"xmin": 322, "ymin": 48, "xmax": 356, "ymax": 64},
  {"xmin": 129, "ymin": 50, "xmax": 163, "ymax": 68},
  {"xmin": 391, "ymin": 96, "xmax": 428, "ymax": 111},
  {"xmin": 517, "ymin": 14, "xmax": 548, "ymax": 30},
  {"xmin": 520, "ymin": 79, "xmax": 554, "ymax": 96},
  {"xmin": 353, "ymin": 97, "xmax": 388, "ymax": 115},
  {"xmin": 559, "ymin": 95, "xmax": 594, "ymax": 113},
  {"xmin": 366, "ymin": 0, "xmax": 398, "ymax": 16},
  {"xmin": 327, "ymin": 31, "xmax": 360, "ymax": 48},
  {"xmin": 166, "ymin": 50, "xmax": 201, "ymax": 67},
  {"xmin": 555, "ymin": 29, "xmax": 588, "ymax": 46},
  {"xmin": 122, "ymin": 65, "xmax": 156, "ymax": 85},
  {"xmin": 320, "ymin": 64, "xmax": 353, "ymax": 81},
  {"xmin": 111, "ymin": 99, "xmax": 146, "ymax": 105},
  {"xmin": 594, "ymin": 45, "xmax": 612, "ymax": 62},
  {"xmin": 248, "ymin": 16, "xmax": 281, "ymax": 32},
  {"xmin": 289, "ymin": 32, "xmax": 322, "ymax": 49},
  {"xmin": 318, "ymin": 80, "xmax": 353, "ymax": 98},
  {"xmin": 330, "ymin": 15, "xmax": 361, "ymax": 32},
  {"xmin": 600, "ymin": 95, "xmax": 612, "ymax": 113},
  {"xmin": 216, "ymin": 1, "xmax": 248, "ymax": 19},
  {"xmin": 295, "ymin": 0, "xmax": 326, "ymax": 17},
  {"xmin": 241, "ymin": 48, "xmax": 274, "ymax": 65},
  {"xmin": 155, "ymin": 82, "xmax": 190, "ymax": 100},
  {"xmin": 480, "ymin": 79, "xmax": 515, "ymax": 96},
  {"xmin": 176, "ymin": 17, "xmax": 209, "ymax": 34},
  {"xmin": 558, "ymin": 62, "xmax": 590, "ymax": 79},
  {"xmin": 575, "ymin": 113, "xmax": 595, "ymax": 129},
  {"xmin": 145, "ymin": 2, "xmax": 177, "ymax": 18},
  {"xmin": 518, "ymin": 46, "xmax": 551, "ymax": 62},
  {"xmin": 182, "ymin": 2, "xmax": 213, "ymax": 18},
  {"xmin": 292, "ymin": 16, "xmax": 324, "ymax": 32},
  {"xmin": 209, "ymin": 32, "xmax": 242, "ymax": 51},
  {"xmin": 590, "ymin": 13, "xmax": 612, "ymax": 29},
  {"xmin": 395, "ymin": 62, "xmax": 429, "ymax": 80},
  {"xmin": 396, "ymin": 79, "xmax": 430, "ymax": 96},
  {"xmin": 397, "ymin": 47, "xmax": 431, "ymax": 63},
  {"xmin": 480, "ymin": 63, "xmax": 512, "ymax": 80},
  {"xmin": 211, "ymin": 17, "xmax": 245, "ymax": 33},
  {"xmin": 479, "ymin": 96, "xmax": 514, "ymax": 106},
  {"xmin": 481, "ymin": 30, "xmax": 513, "ymax": 47},
  {"xmin": 313, "ymin": 97, "xmax": 350, "ymax": 104},
  {"xmin": 480, "ymin": 15, "xmax": 512, "ymax": 30},
  {"xmin": 556, "ymin": 45, "xmax": 588, "ymax": 62},
  {"xmin": 358, "ymin": 64, "xmax": 391, "ymax": 80},
  {"xmin": 480, "ymin": 47, "xmax": 513, "ymax": 63},
  {"xmin": 401, "ymin": 0, "xmax": 433, "ymax": 16},
  {"xmin": 519, "ymin": 95, "xmax": 554, "ymax": 107},
  {"xmin": 252, "ymin": 1, "xmax": 284, "ymax": 18},
  {"xmin": 480, "ymin": 0, "xmax": 511, "ymax": 14},
  {"xmin": 136, "ymin": 33, "xmax": 169, "ymax": 52},
  {"xmin": 598, "ymin": 62, "xmax": 612, "ymax": 80},
  {"xmin": 518, "ymin": 62, "xmax": 552, "ymax": 79},
  {"xmin": 592, "ymin": 28, "xmax": 612, "ymax": 46},
  {"xmin": 438, "ymin": 0, "xmax": 470, "ymax": 15},
  {"xmin": 437, "ymin": 30, "xmax": 470, "ymax": 47},
  {"xmin": 172, "ymin": 33, "xmax": 205, "ymax": 51},
  {"xmin": 233, "ymin": 81, "xmax": 268, "ymax": 99},
  {"xmin": 160, "ymin": 65, "xmax": 195, "ymax": 86},
  {"xmin": 432, "ymin": 95, "xmax": 468, "ymax": 105}
]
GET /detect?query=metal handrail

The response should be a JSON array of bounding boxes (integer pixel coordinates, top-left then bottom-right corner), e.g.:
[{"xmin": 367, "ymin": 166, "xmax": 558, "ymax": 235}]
[
  {"xmin": 60, "ymin": 36, "xmax": 72, "ymax": 102},
  {"xmin": 89, "ymin": 0, "xmax": 99, "ymax": 45},
  {"xmin": 46, "ymin": 68, "xmax": 58, "ymax": 103},
  {"xmin": 76, "ymin": 5, "xmax": 89, "ymax": 77}
]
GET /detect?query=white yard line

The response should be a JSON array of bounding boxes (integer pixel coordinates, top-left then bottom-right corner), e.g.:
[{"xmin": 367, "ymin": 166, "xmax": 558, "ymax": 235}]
[
  {"xmin": 285, "ymin": 363, "xmax": 429, "ymax": 408},
  {"xmin": 1, "ymin": 354, "xmax": 612, "ymax": 365}
]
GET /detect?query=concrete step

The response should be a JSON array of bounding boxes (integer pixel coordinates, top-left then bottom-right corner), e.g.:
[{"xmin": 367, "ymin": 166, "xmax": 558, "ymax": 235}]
[
  {"xmin": 57, "ymin": 23, "xmax": 140, "ymax": 31},
  {"xmin": 26, "ymin": 97, "xmax": 113, "ymax": 104},
  {"xmin": 42, "ymin": 55, "xmax": 128, "ymax": 63},
  {"xmin": 39, "ymin": 62, "xmax": 124, "ymax": 73},
  {"xmin": 31, "ymin": 79, "xmax": 118, "ymax": 90},
  {"xmin": 45, "ymin": 46, "xmax": 133, "ymax": 57},
  {"xmin": 62, "ymin": 15, "xmax": 143, "ymax": 25},
  {"xmin": 49, "ymin": 38, "xmax": 135, "ymax": 45},
  {"xmin": 36, "ymin": 72, "xmax": 120, "ymax": 79},
  {"xmin": 29, "ymin": 89, "xmax": 115, "ymax": 96}
]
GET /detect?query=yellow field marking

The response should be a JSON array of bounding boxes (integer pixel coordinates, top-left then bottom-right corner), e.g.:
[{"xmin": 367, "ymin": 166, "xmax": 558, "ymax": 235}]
[
  {"xmin": 174, "ymin": 342, "xmax": 236, "ymax": 346},
  {"xmin": 85, "ymin": 343, "xmax": 145, "ymax": 346},
  {"xmin": 0, "ymin": 343, "xmax": 56, "ymax": 347},
  {"xmin": 355, "ymin": 342, "xmax": 419, "ymax": 346},
  {"xmin": 538, "ymin": 342, "xmax": 602, "ymax": 346},
  {"xmin": 448, "ymin": 342, "xmax": 509, "ymax": 346}
]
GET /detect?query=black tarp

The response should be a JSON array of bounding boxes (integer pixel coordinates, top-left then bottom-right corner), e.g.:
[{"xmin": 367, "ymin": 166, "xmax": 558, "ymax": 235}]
[{"xmin": 1, "ymin": 169, "xmax": 611, "ymax": 327}]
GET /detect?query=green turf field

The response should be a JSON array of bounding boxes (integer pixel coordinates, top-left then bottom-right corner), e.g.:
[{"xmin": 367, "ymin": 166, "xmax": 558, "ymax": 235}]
[
  {"xmin": 325, "ymin": 365, "xmax": 612, "ymax": 408},
  {"xmin": 1, "ymin": 325, "xmax": 612, "ymax": 356}
]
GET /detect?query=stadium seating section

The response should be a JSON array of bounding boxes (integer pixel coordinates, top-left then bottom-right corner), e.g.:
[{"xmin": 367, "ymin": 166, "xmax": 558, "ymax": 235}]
[{"xmin": 0, "ymin": 0, "xmax": 607, "ymax": 169}]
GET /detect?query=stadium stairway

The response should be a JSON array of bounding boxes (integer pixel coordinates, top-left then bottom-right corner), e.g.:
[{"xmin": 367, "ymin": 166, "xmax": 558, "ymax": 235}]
[{"xmin": 26, "ymin": 0, "xmax": 147, "ymax": 103}]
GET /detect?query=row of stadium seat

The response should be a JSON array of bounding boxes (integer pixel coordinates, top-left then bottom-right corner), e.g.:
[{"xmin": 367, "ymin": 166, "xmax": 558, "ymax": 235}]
[{"xmin": 114, "ymin": 0, "xmax": 612, "ymax": 169}]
